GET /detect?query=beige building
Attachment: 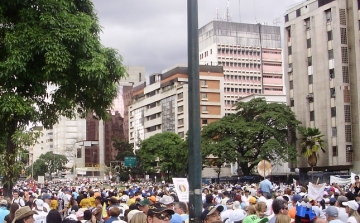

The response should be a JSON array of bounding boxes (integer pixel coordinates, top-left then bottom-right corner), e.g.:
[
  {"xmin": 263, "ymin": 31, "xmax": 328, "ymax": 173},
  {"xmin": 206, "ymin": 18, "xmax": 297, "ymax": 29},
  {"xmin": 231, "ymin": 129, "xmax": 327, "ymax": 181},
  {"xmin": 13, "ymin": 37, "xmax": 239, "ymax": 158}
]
[
  {"xmin": 284, "ymin": 0, "xmax": 360, "ymax": 172},
  {"xmin": 129, "ymin": 65, "xmax": 225, "ymax": 150}
]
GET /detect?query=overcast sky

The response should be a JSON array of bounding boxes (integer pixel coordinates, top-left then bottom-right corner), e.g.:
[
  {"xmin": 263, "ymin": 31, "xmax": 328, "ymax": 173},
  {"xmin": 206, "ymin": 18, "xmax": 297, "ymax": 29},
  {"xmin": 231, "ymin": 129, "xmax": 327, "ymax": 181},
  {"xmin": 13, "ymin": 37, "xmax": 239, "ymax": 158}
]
[{"xmin": 92, "ymin": 0, "xmax": 304, "ymax": 76}]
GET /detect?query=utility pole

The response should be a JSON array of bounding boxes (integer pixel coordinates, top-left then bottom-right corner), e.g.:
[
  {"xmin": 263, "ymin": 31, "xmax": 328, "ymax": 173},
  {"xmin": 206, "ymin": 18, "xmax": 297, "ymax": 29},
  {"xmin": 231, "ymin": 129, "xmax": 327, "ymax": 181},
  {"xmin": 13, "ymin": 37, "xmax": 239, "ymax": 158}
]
[{"xmin": 187, "ymin": 1, "xmax": 202, "ymax": 222}]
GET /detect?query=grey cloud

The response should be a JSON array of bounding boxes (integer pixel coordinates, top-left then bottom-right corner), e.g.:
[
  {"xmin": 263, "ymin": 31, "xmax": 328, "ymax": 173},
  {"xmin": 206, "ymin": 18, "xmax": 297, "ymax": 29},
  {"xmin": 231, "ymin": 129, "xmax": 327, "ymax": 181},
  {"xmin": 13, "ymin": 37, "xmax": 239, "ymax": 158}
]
[{"xmin": 93, "ymin": 0, "xmax": 304, "ymax": 75}]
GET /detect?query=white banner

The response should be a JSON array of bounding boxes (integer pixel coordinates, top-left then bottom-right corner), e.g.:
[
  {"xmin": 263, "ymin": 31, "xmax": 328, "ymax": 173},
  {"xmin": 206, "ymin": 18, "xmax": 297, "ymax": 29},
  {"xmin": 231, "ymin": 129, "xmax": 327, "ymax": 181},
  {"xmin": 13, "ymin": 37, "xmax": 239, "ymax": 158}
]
[
  {"xmin": 173, "ymin": 178, "xmax": 189, "ymax": 203},
  {"xmin": 330, "ymin": 176, "xmax": 351, "ymax": 186},
  {"xmin": 308, "ymin": 182, "xmax": 325, "ymax": 201},
  {"xmin": 38, "ymin": 176, "xmax": 44, "ymax": 184}
]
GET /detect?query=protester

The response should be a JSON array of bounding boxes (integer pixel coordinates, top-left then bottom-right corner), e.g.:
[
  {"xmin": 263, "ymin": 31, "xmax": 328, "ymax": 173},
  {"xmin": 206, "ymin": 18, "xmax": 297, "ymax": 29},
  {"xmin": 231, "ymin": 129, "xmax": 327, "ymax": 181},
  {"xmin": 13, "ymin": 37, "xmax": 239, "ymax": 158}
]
[
  {"xmin": 147, "ymin": 203, "xmax": 175, "ymax": 223},
  {"xmin": 12, "ymin": 206, "xmax": 37, "ymax": 223},
  {"xmin": 46, "ymin": 210, "xmax": 62, "ymax": 223},
  {"xmin": 343, "ymin": 200, "xmax": 360, "ymax": 223},
  {"xmin": 0, "ymin": 200, "xmax": 10, "ymax": 222},
  {"xmin": 4, "ymin": 203, "xmax": 19, "ymax": 223}
]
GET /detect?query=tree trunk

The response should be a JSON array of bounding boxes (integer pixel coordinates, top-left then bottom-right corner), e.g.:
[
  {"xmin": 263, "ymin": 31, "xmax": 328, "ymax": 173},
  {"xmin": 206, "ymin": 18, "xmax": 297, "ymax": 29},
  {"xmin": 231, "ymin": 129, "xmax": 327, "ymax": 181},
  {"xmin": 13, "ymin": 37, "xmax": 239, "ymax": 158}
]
[
  {"xmin": 3, "ymin": 121, "xmax": 17, "ymax": 197},
  {"xmin": 239, "ymin": 162, "xmax": 251, "ymax": 176},
  {"xmin": 217, "ymin": 168, "xmax": 221, "ymax": 184}
]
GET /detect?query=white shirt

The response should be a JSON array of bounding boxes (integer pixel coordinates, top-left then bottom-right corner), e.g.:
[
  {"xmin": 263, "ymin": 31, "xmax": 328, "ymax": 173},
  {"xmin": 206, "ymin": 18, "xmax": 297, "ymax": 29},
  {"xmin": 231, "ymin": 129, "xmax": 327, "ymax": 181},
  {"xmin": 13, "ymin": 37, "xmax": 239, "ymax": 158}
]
[
  {"xmin": 43, "ymin": 203, "xmax": 51, "ymax": 213},
  {"xmin": 33, "ymin": 210, "xmax": 48, "ymax": 223},
  {"xmin": 338, "ymin": 207, "xmax": 348, "ymax": 223},
  {"xmin": 347, "ymin": 216, "xmax": 357, "ymax": 223},
  {"xmin": 12, "ymin": 197, "xmax": 25, "ymax": 207}
]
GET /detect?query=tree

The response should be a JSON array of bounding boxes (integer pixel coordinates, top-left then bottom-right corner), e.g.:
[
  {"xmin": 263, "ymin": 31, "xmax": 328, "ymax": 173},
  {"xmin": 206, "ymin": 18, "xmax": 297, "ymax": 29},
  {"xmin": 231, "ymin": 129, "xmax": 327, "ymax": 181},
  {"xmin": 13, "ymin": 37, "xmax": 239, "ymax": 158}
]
[
  {"xmin": 0, "ymin": 0, "xmax": 126, "ymax": 195},
  {"xmin": 27, "ymin": 159, "xmax": 47, "ymax": 178},
  {"xmin": 299, "ymin": 127, "xmax": 326, "ymax": 182},
  {"xmin": 40, "ymin": 151, "xmax": 68, "ymax": 174},
  {"xmin": 113, "ymin": 138, "xmax": 144, "ymax": 181},
  {"xmin": 201, "ymin": 98, "xmax": 300, "ymax": 176},
  {"xmin": 138, "ymin": 132, "xmax": 188, "ymax": 181}
]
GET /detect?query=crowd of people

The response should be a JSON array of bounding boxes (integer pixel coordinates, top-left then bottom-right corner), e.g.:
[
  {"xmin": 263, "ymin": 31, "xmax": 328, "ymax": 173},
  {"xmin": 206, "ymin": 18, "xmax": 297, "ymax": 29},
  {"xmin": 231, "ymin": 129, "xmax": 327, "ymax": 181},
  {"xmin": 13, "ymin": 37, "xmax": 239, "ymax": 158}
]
[{"xmin": 0, "ymin": 175, "xmax": 360, "ymax": 223}]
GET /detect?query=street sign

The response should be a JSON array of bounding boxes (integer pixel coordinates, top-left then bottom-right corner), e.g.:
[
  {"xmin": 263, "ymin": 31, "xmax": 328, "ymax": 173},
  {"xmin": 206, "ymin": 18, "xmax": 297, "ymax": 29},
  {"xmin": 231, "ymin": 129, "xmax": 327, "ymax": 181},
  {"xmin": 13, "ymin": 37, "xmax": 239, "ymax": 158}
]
[{"xmin": 124, "ymin": 156, "xmax": 137, "ymax": 167}]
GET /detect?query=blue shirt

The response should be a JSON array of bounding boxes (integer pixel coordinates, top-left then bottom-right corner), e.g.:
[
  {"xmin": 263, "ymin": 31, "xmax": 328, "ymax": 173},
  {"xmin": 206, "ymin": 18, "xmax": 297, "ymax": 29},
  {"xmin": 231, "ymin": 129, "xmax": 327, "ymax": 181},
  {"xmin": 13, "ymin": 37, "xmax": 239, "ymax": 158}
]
[
  {"xmin": 259, "ymin": 179, "xmax": 272, "ymax": 193},
  {"xmin": 0, "ymin": 206, "xmax": 10, "ymax": 223}
]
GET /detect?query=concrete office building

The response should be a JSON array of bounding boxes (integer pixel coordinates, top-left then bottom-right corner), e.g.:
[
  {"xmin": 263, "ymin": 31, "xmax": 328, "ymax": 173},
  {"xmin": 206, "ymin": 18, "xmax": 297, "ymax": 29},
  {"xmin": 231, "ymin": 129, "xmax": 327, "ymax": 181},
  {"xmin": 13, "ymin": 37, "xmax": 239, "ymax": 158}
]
[
  {"xmin": 129, "ymin": 65, "xmax": 225, "ymax": 151},
  {"xmin": 284, "ymin": 0, "xmax": 360, "ymax": 172},
  {"xmin": 198, "ymin": 21, "xmax": 284, "ymax": 115}
]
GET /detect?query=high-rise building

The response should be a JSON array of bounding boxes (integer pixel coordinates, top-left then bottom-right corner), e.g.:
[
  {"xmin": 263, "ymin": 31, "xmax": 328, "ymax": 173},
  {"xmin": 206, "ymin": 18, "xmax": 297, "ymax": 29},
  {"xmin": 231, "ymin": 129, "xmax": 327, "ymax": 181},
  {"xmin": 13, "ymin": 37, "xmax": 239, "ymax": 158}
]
[
  {"xmin": 284, "ymin": 0, "xmax": 360, "ymax": 172},
  {"xmin": 198, "ymin": 21, "xmax": 284, "ymax": 114},
  {"xmin": 129, "ymin": 65, "xmax": 225, "ymax": 150}
]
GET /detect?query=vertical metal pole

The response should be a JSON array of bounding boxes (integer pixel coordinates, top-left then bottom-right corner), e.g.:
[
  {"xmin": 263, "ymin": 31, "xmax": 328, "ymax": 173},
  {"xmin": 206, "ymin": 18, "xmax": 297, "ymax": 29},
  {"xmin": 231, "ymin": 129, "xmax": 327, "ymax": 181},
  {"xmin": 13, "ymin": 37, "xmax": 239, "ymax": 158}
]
[
  {"xmin": 187, "ymin": 1, "xmax": 202, "ymax": 223},
  {"xmin": 31, "ymin": 153, "xmax": 33, "ymax": 180}
]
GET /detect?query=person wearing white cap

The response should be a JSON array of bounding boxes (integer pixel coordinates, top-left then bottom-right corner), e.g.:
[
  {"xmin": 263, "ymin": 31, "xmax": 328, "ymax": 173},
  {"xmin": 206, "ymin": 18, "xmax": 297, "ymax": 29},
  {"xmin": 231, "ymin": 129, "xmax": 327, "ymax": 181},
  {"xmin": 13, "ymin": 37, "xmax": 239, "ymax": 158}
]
[
  {"xmin": 33, "ymin": 200, "xmax": 48, "ymax": 223},
  {"xmin": 343, "ymin": 200, "xmax": 360, "ymax": 223}
]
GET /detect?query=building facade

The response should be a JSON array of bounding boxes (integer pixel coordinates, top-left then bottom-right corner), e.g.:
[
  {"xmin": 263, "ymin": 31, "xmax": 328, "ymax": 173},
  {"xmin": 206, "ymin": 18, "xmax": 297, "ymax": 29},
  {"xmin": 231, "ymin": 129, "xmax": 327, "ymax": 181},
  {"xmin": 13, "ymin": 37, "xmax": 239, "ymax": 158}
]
[
  {"xmin": 284, "ymin": 0, "xmax": 360, "ymax": 172},
  {"xmin": 198, "ymin": 21, "xmax": 284, "ymax": 114},
  {"xmin": 129, "ymin": 65, "xmax": 225, "ymax": 150}
]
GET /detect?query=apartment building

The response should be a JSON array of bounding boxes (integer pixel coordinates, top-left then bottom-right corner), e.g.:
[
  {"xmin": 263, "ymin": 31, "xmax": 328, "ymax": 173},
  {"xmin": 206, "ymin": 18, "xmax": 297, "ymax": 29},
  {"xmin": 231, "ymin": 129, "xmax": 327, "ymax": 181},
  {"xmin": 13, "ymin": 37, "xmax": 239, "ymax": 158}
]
[
  {"xmin": 198, "ymin": 21, "xmax": 284, "ymax": 114},
  {"xmin": 284, "ymin": 0, "xmax": 360, "ymax": 171},
  {"xmin": 129, "ymin": 65, "xmax": 225, "ymax": 150}
]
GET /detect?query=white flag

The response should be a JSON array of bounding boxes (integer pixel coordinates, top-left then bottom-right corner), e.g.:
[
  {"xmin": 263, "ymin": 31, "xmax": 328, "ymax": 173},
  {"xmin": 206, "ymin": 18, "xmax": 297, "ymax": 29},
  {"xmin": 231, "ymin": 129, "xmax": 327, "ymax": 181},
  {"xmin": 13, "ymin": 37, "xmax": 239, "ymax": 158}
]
[{"xmin": 308, "ymin": 182, "xmax": 325, "ymax": 201}]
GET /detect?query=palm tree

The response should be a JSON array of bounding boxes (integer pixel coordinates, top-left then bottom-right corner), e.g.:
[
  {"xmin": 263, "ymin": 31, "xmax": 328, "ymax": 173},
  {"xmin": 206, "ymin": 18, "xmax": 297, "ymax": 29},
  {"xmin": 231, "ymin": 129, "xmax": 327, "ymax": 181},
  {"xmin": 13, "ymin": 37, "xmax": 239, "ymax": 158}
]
[{"xmin": 299, "ymin": 127, "xmax": 326, "ymax": 182}]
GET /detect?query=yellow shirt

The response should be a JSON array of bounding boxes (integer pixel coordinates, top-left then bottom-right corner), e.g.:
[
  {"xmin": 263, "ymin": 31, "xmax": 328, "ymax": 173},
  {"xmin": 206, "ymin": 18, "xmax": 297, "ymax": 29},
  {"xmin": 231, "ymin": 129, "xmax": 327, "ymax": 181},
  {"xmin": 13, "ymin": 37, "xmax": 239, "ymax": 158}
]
[
  {"xmin": 50, "ymin": 200, "xmax": 58, "ymax": 210},
  {"xmin": 89, "ymin": 196, "xmax": 96, "ymax": 208},
  {"xmin": 127, "ymin": 198, "xmax": 136, "ymax": 206},
  {"xmin": 80, "ymin": 198, "xmax": 91, "ymax": 208}
]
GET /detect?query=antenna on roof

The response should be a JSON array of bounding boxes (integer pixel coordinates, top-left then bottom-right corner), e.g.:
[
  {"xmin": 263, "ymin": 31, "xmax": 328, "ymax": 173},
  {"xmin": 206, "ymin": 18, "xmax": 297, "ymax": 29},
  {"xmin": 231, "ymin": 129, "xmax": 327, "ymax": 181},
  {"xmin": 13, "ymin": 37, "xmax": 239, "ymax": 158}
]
[{"xmin": 273, "ymin": 17, "xmax": 281, "ymax": 26}]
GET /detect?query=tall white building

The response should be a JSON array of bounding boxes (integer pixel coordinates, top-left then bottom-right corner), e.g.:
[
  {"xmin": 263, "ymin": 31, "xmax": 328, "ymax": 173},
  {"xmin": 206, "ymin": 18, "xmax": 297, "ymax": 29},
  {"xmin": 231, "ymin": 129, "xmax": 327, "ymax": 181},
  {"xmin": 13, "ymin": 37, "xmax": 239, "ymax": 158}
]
[{"xmin": 284, "ymin": 0, "xmax": 360, "ymax": 172}]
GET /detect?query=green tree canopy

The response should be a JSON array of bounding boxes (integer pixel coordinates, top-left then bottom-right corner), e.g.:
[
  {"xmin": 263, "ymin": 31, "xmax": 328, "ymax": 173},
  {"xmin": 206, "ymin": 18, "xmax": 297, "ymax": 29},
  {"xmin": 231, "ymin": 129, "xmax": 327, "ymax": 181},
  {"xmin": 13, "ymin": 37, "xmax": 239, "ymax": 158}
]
[
  {"xmin": 138, "ymin": 132, "xmax": 188, "ymax": 180},
  {"xmin": 0, "ymin": 0, "xmax": 126, "ymax": 195},
  {"xmin": 201, "ymin": 98, "xmax": 300, "ymax": 175}
]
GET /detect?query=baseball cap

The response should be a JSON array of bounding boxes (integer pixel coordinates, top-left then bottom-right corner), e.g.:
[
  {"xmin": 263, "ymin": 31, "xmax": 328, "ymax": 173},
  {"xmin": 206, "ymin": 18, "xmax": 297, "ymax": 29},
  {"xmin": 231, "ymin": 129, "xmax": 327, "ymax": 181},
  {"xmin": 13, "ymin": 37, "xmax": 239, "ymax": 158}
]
[
  {"xmin": 0, "ymin": 200, "xmax": 7, "ymax": 206},
  {"xmin": 229, "ymin": 209, "xmax": 247, "ymax": 222},
  {"xmin": 232, "ymin": 201, "xmax": 241, "ymax": 210},
  {"xmin": 35, "ymin": 199, "xmax": 44, "ymax": 211},
  {"xmin": 148, "ymin": 203, "xmax": 175, "ymax": 216},
  {"xmin": 243, "ymin": 214, "xmax": 268, "ymax": 223},
  {"xmin": 325, "ymin": 206, "xmax": 338, "ymax": 217},
  {"xmin": 329, "ymin": 198, "xmax": 336, "ymax": 205},
  {"xmin": 342, "ymin": 200, "xmax": 359, "ymax": 211},
  {"xmin": 138, "ymin": 198, "xmax": 150, "ymax": 206},
  {"xmin": 249, "ymin": 197, "xmax": 257, "ymax": 204},
  {"xmin": 201, "ymin": 205, "xmax": 224, "ymax": 220},
  {"xmin": 292, "ymin": 194, "xmax": 302, "ymax": 202},
  {"xmin": 149, "ymin": 196, "xmax": 157, "ymax": 202}
]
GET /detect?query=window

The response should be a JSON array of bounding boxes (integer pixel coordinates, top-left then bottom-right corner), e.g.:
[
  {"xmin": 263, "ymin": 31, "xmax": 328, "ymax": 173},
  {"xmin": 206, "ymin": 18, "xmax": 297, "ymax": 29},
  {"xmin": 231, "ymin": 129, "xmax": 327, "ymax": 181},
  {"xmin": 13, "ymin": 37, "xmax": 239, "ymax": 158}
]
[
  {"xmin": 296, "ymin": 9, "xmax": 301, "ymax": 17},
  {"xmin": 344, "ymin": 105, "xmax": 351, "ymax": 122},
  {"xmin": 330, "ymin": 88, "xmax": 336, "ymax": 98},
  {"xmin": 327, "ymin": 30, "xmax": 333, "ymax": 41},
  {"xmin": 341, "ymin": 47, "xmax": 348, "ymax": 63},
  {"xmin": 290, "ymin": 99, "xmax": 294, "ymax": 107},
  {"xmin": 332, "ymin": 146, "xmax": 338, "ymax": 157},
  {"xmin": 328, "ymin": 49, "xmax": 334, "ymax": 59},
  {"xmin": 325, "ymin": 9, "xmax": 332, "ymax": 22},
  {"xmin": 329, "ymin": 69, "xmax": 335, "ymax": 79},
  {"xmin": 288, "ymin": 46, "xmax": 292, "ymax": 55},
  {"xmin": 210, "ymin": 49, "xmax": 212, "ymax": 54},
  {"xmin": 305, "ymin": 18, "xmax": 310, "ymax": 30},
  {"xmin": 201, "ymin": 80, "xmax": 207, "ymax": 86},
  {"xmin": 202, "ymin": 119, "xmax": 208, "ymax": 125},
  {"xmin": 178, "ymin": 105, "xmax": 184, "ymax": 113},
  {"xmin": 178, "ymin": 119, "xmax": 184, "ymax": 126},
  {"xmin": 345, "ymin": 125, "xmax": 352, "ymax": 142},
  {"xmin": 178, "ymin": 132, "xmax": 184, "ymax": 138},
  {"xmin": 177, "ymin": 92, "xmax": 183, "ymax": 100},
  {"xmin": 201, "ymin": 93, "xmax": 207, "ymax": 99},
  {"xmin": 331, "ymin": 107, "xmax": 336, "ymax": 117},
  {"xmin": 340, "ymin": 28, "xmax": 347, "ymax": 44},
  {"xmin": 307, "ymin": 57, "xmax": 312, "ymax": 66},
  {"xmin": 285, "ymin": 14, "xmax": 289, "ymax": 22},
  {"xmin": 310, "ymin": 111, "xmax": 315, "ymax": 121},
  {"xmin": 202, "ymin": 106, "xmax": 208, "ymax": 112},
  {"xmin": 332, "ymin": 127, "xmax": 337, "ymax": 137},
  {"xmin": 308, "ymin": 75, "xmax": 313, "ymax": 84},
  {"xmin": 77, "ymin": 148, "xmax": 82, "ymax": 158},
  {"xmin": 289, "ymin": 81, "xmax": 293, "ymax": 89},
  {"xmin": 307, "ymin": 38, "xmax": 311, "ymax": 48},
  {"xmin": 139, "ymin": 72, "xmax": 142, "ymax": 82},
  {"xmin": 343, "ymin": 66, "xmax": 349, "ymax": 83}
]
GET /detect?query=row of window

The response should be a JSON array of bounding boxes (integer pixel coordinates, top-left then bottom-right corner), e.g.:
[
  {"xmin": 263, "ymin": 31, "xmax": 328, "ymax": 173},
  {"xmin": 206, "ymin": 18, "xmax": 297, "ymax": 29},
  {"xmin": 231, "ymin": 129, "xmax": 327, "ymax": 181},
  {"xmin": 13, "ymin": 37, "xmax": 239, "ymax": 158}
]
[
  {"xmin": 219, "ymin": 62, "xmax": 261, "ymax": 69},
  {"xmin": 225, "ymin": 88, "xmax": 262, "ymax": 94},
  {"xmin": 225, "ymin": 75, "xmax": 262, "ymax": 81},
  {"xmin": 218, "ymin": 49, "xmax": 261, "ymax": 56}
]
